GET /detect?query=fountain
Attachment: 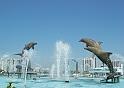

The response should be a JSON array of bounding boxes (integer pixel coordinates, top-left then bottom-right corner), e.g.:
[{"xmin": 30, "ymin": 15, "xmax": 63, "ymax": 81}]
[
  {"xmin": 54, "ymin": 41, "xmax": 70, "ymax": 82},
  {"xmin": 13, "ymin": 42, "xmax": 37, "ymax": 87},
  {"xmin": 50, "ymin": 64, "xmax": 55, "ymax": 79},
  {"xmin": 63, "ymin": 42, "xmax": 70, "ymax": 82},
  {"xmin": 22, "ymin": 49, "xmax": 34, "ymax": 88}
]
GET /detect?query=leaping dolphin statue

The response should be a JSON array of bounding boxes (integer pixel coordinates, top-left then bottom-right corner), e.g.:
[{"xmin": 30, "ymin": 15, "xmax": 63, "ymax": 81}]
[
  {"xmin": 79, "ymin": 38, "xmax": 103, "ymax": 49},
  {"xmin": 14, "ymin": 42, "xmax": 37, "ymax": 57},
  {"xmin": 23, "ymin": 42, "xmax": 37, "ymax": 50},
  {"xmin": 79, "ymin": 38, "xmax": 116, "ymax": 79}
]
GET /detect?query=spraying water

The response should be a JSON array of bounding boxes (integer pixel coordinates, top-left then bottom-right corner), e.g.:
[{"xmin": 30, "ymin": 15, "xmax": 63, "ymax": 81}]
[
  {"xmin": 22, "ymin": 49, "xmax": 34, "ymax": 88},
  {"xmin": 63, "ymin": 43, "xmax": 70, "ymax": 81},
  {"xmin": 56, "ymin": 41, "xmax": 70, "ymax": 81},
  {"xmin": 50, "ymin": 64, "xmax": 55, "ymax": 78}
]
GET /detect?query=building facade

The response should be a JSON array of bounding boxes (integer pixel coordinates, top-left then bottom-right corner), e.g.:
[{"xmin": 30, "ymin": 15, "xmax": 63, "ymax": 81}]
[{"xmin": 82, "ymin": 57, "xmax": 124, "ymax": 75}]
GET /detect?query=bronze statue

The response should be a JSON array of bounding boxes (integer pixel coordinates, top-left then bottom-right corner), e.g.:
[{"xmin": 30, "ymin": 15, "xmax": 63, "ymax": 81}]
[
  {"xmin": 14, "ymin": 42, "xmax": 37, "ymax": 57},
  {"xmin": 79, "ymin": 38, "xmax": 115, "ymax": 79},
  {"xmin": 23, "ymin": 42, "xmax": 37, "ymax": 50}
]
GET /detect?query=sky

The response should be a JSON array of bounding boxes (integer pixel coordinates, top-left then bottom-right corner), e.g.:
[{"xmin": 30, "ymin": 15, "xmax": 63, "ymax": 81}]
[{"xmin": 0, "ymin": 0, "xmax": 124, "ymax": 68}]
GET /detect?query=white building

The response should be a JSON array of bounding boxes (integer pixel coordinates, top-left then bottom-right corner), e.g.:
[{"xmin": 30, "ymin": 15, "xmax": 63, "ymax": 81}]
[
  {"xmin": 112, "ymin": 60, "xmax": 124, "ymax": 75},
  {"xmin": 0, "ymin": 55, "xmax": 43, "ymax": 75},
  {"xmin": 89, "ymin": 64, "xmax": 124, "ymax": 78},
  {"xmin": 82, "ymin": 57, "xmax": 124, "ymax": 75},
  {"xmin": 0, "ymin": 56, "xmax": 22, "ymax": 73},
  {"xmin": 82, "ymin": 56, "xmax": 96, "ymax": 72}
]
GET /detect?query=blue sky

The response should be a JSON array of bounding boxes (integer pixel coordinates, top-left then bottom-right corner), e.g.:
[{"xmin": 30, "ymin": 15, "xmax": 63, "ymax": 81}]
[{"xmin": 0, "ymin": 0, "xmax": 124, "ymax": 67}]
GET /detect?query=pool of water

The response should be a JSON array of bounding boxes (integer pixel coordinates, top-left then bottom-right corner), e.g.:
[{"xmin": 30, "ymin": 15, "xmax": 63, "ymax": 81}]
[{"xmin": 0, "ymin": 76, "xmax": 124, "ymax": 88}]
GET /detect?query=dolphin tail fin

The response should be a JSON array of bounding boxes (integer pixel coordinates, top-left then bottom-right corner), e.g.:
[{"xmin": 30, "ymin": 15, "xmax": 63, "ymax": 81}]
[
  {"xmin": 14, "ymin": 53, "xmax": 23, "ymax": 57},
  {"xmin": 106, "ymin": 52, "xmax": 112, "ymax": 57}
]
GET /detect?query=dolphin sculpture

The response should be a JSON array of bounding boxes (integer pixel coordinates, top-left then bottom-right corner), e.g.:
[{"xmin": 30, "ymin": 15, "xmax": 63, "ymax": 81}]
[
  {"xmin": 23, "ymin": 42, "xmax": 37, "ymax": 50},
  {"xmin": 14, "ymin": 42, "xmax": 37, "ymax": 57},
  {"xmin": 79, "ymin": 38, "xmax": 115, "ymax": 79},
  {"xmin": 79, "ymin": 38, "xmax": 103, "ymax": 49}
]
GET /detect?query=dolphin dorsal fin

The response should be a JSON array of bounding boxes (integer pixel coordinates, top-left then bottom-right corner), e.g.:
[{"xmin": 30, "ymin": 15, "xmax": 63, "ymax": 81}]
[{"xmin": 98, "ymin": 41, "xmax": 103, "ymax": 45}]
